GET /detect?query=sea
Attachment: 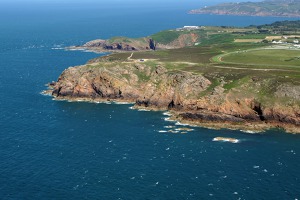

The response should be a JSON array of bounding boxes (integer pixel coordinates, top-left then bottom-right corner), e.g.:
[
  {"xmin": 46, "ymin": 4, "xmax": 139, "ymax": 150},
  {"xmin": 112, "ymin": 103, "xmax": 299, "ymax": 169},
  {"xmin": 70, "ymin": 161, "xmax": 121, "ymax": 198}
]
[{"xmin": 0, "ymin": 0, "xmax": 299, "ymax": 199}]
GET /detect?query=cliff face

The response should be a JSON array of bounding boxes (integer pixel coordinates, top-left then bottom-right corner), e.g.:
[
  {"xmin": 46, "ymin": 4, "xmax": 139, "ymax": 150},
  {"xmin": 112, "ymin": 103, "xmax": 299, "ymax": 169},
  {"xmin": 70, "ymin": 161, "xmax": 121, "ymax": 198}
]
[
  {"xmin": 48, "ymin": 62, "xmax": 300, "ymax": 133},
  {"xmin": 51, "ymin": 63, "xmax": 211, "ymax": 108}
]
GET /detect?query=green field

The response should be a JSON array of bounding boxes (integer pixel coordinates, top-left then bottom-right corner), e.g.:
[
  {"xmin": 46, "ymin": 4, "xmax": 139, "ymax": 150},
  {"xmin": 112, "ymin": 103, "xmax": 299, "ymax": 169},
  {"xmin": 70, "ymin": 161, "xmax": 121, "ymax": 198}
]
[{"xmin": 220, "ymin": 49, "xmax": 300, "ymax": 67}]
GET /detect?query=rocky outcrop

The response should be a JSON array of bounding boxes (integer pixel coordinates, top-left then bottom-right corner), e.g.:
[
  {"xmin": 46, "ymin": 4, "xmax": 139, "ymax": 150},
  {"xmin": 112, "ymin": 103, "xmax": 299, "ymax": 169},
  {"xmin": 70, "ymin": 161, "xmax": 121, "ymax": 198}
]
[
  {"xmin": 47, "ymin": 62, "xmax": 300, "ymax": 133},
  {"xmin": 82, "ymin": 39, "xmax": 137, "ymax": 51},
  {"xmin": 149, "ymin": 38, "xmax": 156, "ymax": 50},
  {"xmin": 69, "ymin": 37, "xmax": 161, "ymax": 52}
]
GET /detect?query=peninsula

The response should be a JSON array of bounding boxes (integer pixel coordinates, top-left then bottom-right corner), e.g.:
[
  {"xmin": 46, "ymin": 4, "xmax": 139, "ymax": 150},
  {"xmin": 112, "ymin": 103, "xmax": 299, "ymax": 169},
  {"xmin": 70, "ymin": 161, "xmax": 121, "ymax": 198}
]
[
  {"xmin": 46, "ymin": 21, "xmax": 300, "ymax": 133},
  {"xmin": 189, "ymin": 0, "xmax": 300, "ymax": 17}
]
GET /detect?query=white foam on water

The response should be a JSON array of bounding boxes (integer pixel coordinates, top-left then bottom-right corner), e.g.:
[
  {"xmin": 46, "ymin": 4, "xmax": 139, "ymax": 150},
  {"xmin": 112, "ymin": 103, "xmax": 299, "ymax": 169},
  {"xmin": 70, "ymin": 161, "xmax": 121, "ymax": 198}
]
[
  {"xmin": 163, "ymin": 112, "xmax": 172, "ymax": 116},
  {"xmin": 164, "ymin": 117, "xmax": 176, "ymax": 122},
  {"xmin": 175, "ymin": 122, "xmax": 189, "ymax": 126},
  {"xmin": 175, "ymin": 128, "xmax": 194, "ymax": 132},
  {"xmin": 240, "ymin": 129, "xmax": 263, "ymax": 134},
  {"xmin": 158, "ymin": 130, "xmax": 167, "ymax": 133},
  {"xmin": 113, "ymin": 101, "xmax": 133, "ymax": 105},
  {"xmin": 139, "ymin": 109, "xmax": 150, "ymax": 111}
]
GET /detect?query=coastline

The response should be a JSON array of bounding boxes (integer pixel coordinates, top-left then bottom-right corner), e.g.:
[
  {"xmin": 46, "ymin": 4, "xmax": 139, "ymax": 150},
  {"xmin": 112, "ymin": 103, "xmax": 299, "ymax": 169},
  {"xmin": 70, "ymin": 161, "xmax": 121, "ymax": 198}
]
[
  {"xmin": 45, "ymin": 22, "xmax": 300, "ymax": 135},
  {"xmin": 43, "ymin": 90, "xmax": 299, "ymax": 134},
  {"xmin": 188, "ymin": 12, "xmax": 300, "ymax": 18}
]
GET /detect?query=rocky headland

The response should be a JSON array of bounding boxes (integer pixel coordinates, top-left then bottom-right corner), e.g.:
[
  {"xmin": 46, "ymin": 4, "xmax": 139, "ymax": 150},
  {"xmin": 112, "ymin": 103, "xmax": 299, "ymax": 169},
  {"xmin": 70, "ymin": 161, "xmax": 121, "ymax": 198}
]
[
  {"xmin": 46, "ymin": 61, "xmax": 300, "ymax": 133},
  {"xmin": 47, "ymin": 21, "xmax": 300, "ymax": 134}
]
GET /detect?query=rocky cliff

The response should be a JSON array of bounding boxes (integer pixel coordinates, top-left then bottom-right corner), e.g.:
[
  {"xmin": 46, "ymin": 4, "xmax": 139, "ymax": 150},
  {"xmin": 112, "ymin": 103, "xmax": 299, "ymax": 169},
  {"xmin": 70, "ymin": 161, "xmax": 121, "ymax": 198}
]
[
  {"xmin": 47, "ymin": 61, "xmax": 300, "ymax": 133},
  {"xmin": 77, "ymin": 37, "xmax": 153, "ymax": 51}
]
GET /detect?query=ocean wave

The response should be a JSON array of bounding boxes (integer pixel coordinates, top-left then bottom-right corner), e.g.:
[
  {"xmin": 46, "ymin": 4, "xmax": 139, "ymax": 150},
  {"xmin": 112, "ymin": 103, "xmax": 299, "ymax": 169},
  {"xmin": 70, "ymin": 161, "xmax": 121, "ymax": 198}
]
[
  {"xmin": 163, "ymin": 112, "xmax": 172, "ymax": 116},
  {"xmin": 175, "ymin": 122, "xmax": 189, "ymax": 126},
  {"xmin": 138, "ymin": 109, "xmax": 150, "ymax": 112},
  {"xmin": 164, "ymin": 117, "xmax": 176, "ymax": 122},
  {"xmin": 164, "ymin": 126, "xmax": 174, "ymax": 129},
  {"xmin": 39, "ymin": 91, "xmax": 52, "ymax": 96},
  {"xmin": 175, "ymin": 127, "xmax": 194, "ymax": 132},
  {"xmin": 240, "ymin": 130, "xmax": 263, "ymax": 134},
  {"xmin": 65, "ymin": 48, "xmax": 104, "ymax": 54},
  {"xmin": 22, "ymin": 45, "xmax": 45, "ymax": 50}
]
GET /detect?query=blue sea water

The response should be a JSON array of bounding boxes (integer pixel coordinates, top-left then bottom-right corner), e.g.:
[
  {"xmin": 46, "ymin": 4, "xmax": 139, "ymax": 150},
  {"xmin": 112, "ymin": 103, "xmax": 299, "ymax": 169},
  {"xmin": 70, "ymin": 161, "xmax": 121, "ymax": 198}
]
[{"xmin": 0, "ymin": 1, "xmax": 300, "ymax": 199}]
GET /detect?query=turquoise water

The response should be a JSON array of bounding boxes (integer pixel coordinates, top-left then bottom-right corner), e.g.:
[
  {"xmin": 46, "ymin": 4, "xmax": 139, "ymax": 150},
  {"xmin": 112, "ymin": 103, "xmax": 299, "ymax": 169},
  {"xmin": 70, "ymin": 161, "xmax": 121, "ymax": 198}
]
[{"xmin": 0, "ymin": 1, "xmax": 299, "ymax": 199}]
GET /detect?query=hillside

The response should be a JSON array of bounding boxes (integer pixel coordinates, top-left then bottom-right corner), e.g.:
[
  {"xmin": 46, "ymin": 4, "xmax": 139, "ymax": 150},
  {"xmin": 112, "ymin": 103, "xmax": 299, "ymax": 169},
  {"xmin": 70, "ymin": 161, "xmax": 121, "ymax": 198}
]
[{"xmin": 189, "ymin": 0, "xmax": 300, "ymax": 17}]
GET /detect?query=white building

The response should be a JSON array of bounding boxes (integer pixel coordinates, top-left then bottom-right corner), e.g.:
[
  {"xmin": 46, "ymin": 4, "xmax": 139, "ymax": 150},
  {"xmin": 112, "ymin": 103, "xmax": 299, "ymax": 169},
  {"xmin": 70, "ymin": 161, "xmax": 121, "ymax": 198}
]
[{"xmin": 176, "ymin": 26, "xmax": 200, "ymax": 31}]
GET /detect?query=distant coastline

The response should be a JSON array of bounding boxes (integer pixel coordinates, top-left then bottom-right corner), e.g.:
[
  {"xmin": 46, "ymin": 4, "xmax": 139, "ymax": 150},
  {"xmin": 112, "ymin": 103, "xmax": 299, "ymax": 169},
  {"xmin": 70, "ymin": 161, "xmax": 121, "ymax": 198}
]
[{"xmin": 189, "ymin": 0, "xmax": 300, "ymax": 18}]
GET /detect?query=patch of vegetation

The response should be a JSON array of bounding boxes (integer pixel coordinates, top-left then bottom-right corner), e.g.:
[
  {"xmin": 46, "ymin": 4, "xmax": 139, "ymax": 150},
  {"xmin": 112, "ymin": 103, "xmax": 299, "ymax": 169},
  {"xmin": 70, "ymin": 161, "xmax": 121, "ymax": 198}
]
[
  {"xmin": 199, "ymin": 78, "xmax": 221, "ymax": 97},
  {"xmin": 234, "ymin": 34, "xmax": 271, "ymax": 39},
  {"xmin": 256, "ymin": 20, "xmax": 300, "ymax": 34},
  {"xmin": 134, "ymin": 70, "xmax": 150, "ymax": 82},
  {"xmin": 198, "ymin": 33, "xmax": 235, "ymax": 46},
  {"xmin": 151, "ymin": 30, "xmax": 181, "ymax": 44},
  {"xmin": 108, "ymin": 37, "xmax": 132, "ymax": 43},
  {"xmin": 223, "ymin": 76, "xmax": 250, "ymax": 91}
]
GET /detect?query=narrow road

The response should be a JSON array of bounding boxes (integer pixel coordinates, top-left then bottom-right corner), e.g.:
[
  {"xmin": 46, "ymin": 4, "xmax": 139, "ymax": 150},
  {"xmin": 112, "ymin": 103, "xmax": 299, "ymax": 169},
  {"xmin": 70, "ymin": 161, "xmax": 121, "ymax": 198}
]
[{"xmin": 127, "ymin": 53, "xmax": 133, "ymax": 60}]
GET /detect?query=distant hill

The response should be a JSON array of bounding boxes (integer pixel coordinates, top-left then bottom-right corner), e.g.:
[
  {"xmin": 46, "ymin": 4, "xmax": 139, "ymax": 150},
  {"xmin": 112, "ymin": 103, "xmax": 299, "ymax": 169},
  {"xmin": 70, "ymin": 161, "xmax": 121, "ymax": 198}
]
[{"xmin": 189, "ymin": 0, "xmax": 300, "ymax": 17}]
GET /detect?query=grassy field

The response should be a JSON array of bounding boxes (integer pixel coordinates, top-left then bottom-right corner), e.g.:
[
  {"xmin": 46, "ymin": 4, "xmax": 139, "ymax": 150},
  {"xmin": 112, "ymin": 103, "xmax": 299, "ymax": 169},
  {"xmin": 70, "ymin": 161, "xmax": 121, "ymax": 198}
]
[{"xmin": 220, "ymin": 49, "xmax": 300, "ymax": 67}]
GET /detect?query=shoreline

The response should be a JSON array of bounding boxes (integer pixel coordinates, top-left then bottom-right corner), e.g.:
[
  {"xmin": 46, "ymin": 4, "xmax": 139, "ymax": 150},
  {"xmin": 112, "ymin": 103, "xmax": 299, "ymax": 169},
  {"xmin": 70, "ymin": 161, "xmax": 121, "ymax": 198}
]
[{"xmin": 43, "ymin": 90, "xmax": 299, "ymax": 134}]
